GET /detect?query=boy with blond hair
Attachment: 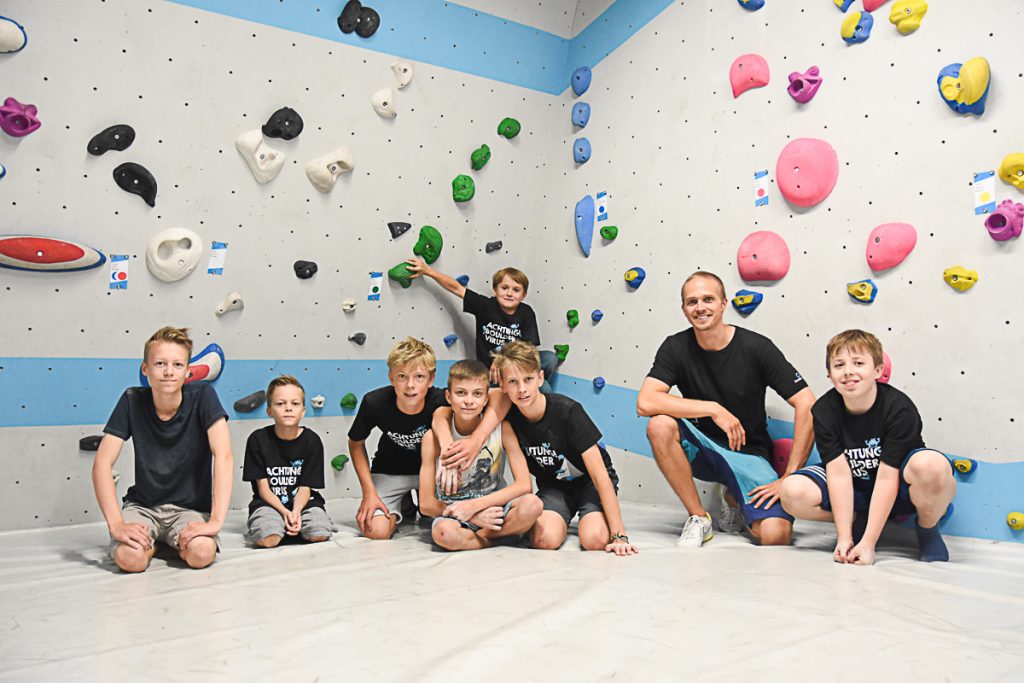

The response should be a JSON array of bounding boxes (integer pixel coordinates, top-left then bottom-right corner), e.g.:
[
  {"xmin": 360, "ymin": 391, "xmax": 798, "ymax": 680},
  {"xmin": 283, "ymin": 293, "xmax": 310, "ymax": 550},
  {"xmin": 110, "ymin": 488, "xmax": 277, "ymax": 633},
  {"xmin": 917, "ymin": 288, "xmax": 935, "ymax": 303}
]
[
  {"xmin": 780, "ymin": 330, "xmax": 957, "ymax": 564},
  {"xmin": 92, "ymin": 326, "xmax": 232, "ymax": 572},
  {"xmin": 243, "ymin": 375, "xmax": 333, "ymax": 547}
]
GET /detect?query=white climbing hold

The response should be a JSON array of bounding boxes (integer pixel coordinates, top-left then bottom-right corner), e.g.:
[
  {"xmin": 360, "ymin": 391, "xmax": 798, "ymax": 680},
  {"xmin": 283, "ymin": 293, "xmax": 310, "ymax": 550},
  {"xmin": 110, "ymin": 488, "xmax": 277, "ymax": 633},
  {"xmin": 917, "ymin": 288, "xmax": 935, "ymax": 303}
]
[
  {"xmin": 214, "ymin": 291, "xmax": 244, "ymax": 315},
  {"xmin": 371, "ymin": 88, "xmax": 397, "ymax": 118},
  {"xmin": 391, "ymin": 60, "xmax": 413, "ymax": 89},
  {"xmin": 305, "ymin": 146, "xmax": 354, "ymax": 192},
  {"xmin": 235, "ymin": 129, "xmax": 285, "ymax": 184},
  {"xmin": 146, "ymin": 227, "xmax": 203, "ymax": 282}
]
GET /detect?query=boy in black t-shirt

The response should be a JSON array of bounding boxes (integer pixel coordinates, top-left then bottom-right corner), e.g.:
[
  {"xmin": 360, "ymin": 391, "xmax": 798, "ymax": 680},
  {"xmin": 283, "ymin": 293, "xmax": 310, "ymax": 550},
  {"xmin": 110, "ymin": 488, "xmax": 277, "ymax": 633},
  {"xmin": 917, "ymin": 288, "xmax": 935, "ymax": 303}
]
[
  {"xmin": 780, "ymin": 330, "xmax": 957, "ymax": 564},
  {"xmin": 92, "ymin": 326, "xmax": 232, "ymax": 573},
  {"xmin": 243, "ymin": 375, "xmax": 333, "ymax": 547},
  {"xmin": 495, "ymin": 341, "xmax": 638, "ymax": 556}
]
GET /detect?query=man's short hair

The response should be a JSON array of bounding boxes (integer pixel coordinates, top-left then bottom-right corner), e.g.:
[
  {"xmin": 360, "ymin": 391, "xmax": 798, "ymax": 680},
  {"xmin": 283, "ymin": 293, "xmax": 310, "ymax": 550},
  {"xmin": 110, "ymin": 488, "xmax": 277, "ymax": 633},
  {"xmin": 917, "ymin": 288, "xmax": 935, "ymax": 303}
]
[
  {"xmin": 492, "ymin": 340, "xmax": 541, "ymax": 377},
  {"xmin": 681, "ymin": 271, "xmax": 726, "ymax": 301},
  {"xmin": 825, "ymin": 329, "xmax": 884, "ymax": 369},
  {"xmin": 447, "ymin": 360, "xmax": 489, "ymax": 389},
  {"xmin": 144, "ymin": 326, "xmax": 193, "ymax": 363},
  {"xmin": 267, "ymin": 374, "xmax": 305, "ymax": 402},
  {"xmin": 491, "ymin": 267, "xmax": 529, "ymax": 292},
  {"xmin": 387, "ymin": 337, "xmax": 437, "ymax": 374}
]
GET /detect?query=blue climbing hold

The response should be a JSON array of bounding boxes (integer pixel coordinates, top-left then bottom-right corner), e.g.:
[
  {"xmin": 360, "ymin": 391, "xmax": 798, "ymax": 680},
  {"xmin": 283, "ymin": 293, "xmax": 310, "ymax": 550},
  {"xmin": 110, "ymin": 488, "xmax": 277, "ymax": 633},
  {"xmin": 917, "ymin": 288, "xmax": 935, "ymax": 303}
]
[
  {"xmin": 572, "ymin": 102, "xmax": 591, "ymax": 129},
  {"xmin": 443, "ymin": 334, "xmax": 458, "ymax": 348},
  {"xmin": 624, "ymin": 267, "xmax": 646, "ymax": 289},
  {"xmin": 575, "ymin": 195, "xmax": 595, "ymax": 257},
  {"xmin": 573, "ymin": 137, "xmax": 591, "ymax": 164},
  {"xmin": 731, "ymin": 289, "xmax": 763, "ymax": 315},
  {"xmin": 738, "ymin": 0, "xmax": 765, "ymax": 10},
  {"xmin": 591, "ymin": 309, "xmax": 603, "ymax": 323},
  {"xmin": 456, "ymin": 274, "xmax": 470, "ymax": 286},
  {"xmin": 847, "ymin": 279, "xmax": 878, "ymax": 304},
  {"xmin": 571, "ymin": 66, "xmax": 592, "ymax": 96},
  {"xmin": 593, "ymin": 377, "xmax": 606, "ymax": 390}
]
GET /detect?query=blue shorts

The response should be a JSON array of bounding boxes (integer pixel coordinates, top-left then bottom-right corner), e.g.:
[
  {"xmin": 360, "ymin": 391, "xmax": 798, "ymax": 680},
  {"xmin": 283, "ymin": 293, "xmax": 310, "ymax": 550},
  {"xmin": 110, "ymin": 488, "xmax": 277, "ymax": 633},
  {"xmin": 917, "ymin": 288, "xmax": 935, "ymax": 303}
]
[
  {"xmin": 677, "ymin": 418, "xmax": 793, "ymax": 525},
  {"xmin": 793, "ymin": 447, "xmax": 954, "ymax": 516}
]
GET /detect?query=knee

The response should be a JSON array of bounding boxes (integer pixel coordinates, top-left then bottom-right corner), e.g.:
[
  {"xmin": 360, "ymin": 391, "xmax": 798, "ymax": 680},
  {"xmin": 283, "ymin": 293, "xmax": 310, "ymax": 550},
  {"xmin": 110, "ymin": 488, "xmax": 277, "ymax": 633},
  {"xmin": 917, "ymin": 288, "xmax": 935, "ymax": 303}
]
[
  {"xmin": 530, "ymin": 529, "xmax": 564, "ymax": 550},
  {"xmin": 780, "ymin": 476, "xmax": 816, "ymax": 510},
  {"xmin": 184, "ymin": 538, "xmax": 217, "ymax": 569},
  {"xmin": 303, "ymin": 534, "xmax": 329, "ymax": 543},
  {"xmin": 254, "ymin": 534, "xmax": 282, "ymax": 548},
  {"xmin": 364, "ymin": 519, "xmax": 395, "ymax": 540},
  {"xmin": 516, "ymin": 494, "xmax": 544, "ymax": 523},
  {"xmin": 579, "ymin": 530, "xmax": 607, "ymax": 552},
  {"xmin": 906, "ymin": 452, "xmax": 954, "ymax": 488},
  {"xmin": 757, "ymin": 520, "xmax": 792, "ymax": 546},
  {"xmin": 113, "ymin": 545, "xmax": 151, "ymax": 573},
  {"xmin": 432, "ymin": 521, "xmax": 459, "ymax": 549},
  {"xmin": 646, "ymin": 415, "xmax": 680, "ymax": 447}
]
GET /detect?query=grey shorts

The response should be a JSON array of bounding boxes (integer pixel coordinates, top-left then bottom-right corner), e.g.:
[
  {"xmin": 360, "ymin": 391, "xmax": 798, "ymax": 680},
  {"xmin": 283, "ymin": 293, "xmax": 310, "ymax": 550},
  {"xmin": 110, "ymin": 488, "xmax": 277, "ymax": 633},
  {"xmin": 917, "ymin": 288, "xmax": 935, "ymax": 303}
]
[
  {"xmin": 371, "ymin": 473, "xmax": 419, "ymax": 523},
  {"xmin": 538, "ymin": 481, "xmax": 606, "ymax": 526},
  {"xmin": 246, "ymin": 506, "xmax": 335, "ymax": 542},
  {"xmin": 109, "ymin": 501, "xmax": 221, "ymax": 558},
  {"xmin": 431, "ymin": 500, "xmax": 515, "ymax": 533}
]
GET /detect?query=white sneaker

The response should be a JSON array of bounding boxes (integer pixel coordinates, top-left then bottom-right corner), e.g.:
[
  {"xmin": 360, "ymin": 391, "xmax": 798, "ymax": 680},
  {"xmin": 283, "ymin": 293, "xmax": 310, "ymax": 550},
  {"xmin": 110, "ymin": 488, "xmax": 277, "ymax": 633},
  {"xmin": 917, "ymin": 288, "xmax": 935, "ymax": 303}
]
[
  {"xmin": 718, "ymin": 493, "xmax": 744, "ymax": 533},
  {"xmin": 677, "ymin": 513, "xmax": 713, "ymax": 548}
]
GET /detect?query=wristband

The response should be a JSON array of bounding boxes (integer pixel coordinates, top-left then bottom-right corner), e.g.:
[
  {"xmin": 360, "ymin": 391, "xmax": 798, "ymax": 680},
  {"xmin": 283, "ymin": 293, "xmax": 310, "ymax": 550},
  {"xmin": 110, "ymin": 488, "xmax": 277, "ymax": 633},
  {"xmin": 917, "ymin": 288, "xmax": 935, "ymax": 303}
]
[{"xmin": 610, "ymin": 532, "xmax": 629, "ymax": 543}]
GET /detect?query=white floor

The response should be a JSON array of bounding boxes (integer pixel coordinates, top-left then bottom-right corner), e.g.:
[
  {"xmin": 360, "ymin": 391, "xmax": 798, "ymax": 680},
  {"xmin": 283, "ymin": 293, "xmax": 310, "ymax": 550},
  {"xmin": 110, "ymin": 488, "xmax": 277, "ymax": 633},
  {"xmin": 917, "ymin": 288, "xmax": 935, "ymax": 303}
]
[{"xmin": 1, "ymin": 500, "xmax": 1022, "ymax": 682}]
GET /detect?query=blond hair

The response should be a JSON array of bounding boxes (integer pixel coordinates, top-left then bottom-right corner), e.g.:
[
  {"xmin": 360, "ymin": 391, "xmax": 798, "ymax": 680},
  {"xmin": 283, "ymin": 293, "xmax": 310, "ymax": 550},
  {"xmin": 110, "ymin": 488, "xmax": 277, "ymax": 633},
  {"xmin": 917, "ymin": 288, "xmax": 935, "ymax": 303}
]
[
  {"xmin": 387, "ymin": 337, "xmax": 437, "ymax": 374},
  {"xmin": 492, "ymin": 340, "xmax": 541, "ymax": 377},
  {"xmin": 267, "ymin": 374, "xmax": 305, "ymax": 402},
  {"xmin": 825, "ymin": 329, "xmax": 884, "ymax": 369},
  {"xmin": 447, "ymin": 360, "xmax": 489, "ymax": 389},
  {"xmin": 144, "ymin": 326, "xmax": 193, "ymax": 363},
  {"xmin": 681, "ymin": 271, "xmax": 726, "ymax": 301},
  {"xmin": 491, "ymin": 267, "xmax": 529, "ymax": 292}
]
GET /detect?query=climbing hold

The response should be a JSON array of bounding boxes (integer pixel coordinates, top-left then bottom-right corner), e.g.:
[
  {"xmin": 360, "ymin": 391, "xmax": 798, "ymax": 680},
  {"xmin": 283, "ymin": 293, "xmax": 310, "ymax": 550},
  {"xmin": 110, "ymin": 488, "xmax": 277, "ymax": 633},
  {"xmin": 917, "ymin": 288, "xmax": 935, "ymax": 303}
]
[
  {"xmin": 847, "ymin": 279, "xmax": 878, "ymax": 303},
  {"xmin": 572, "ymin": 102, "xmax": 591, "ymax": 129},
  {"xmin": 456, "ymin": 274, "xmax": 470, "ymax": 286},
  {"xmin": 311, "ymin": 395, "xmax": 326, "ymax": 409},
  {"xmin": 787, "ymin": 67, "xmax": 822, "ymax": 104},
  {"xmin": 305, "ymin": 146, "xmax": 354, "ymax": 192},
  {"xmin": 294, "ymin": 260, "xmax": 318, "ymax": 279},
  {"xmin": 834, "ymin": 0, "xmax": 854, "ymax": 10},
  {"xmin": 985, "ymin": 200, "xmax": 1024, "ymax": 241},
  {"xmin": 737, "ymin": 231, "xmax": 790, "ymax": 282},
  {"xmin": 729, "ymin": 54, "xmax": 769, "ymax": 98},
  {"xmin": 497, "ymin": 117, "xmax": 521, "ymax": 139},
  {"xmin": 139, "ymin": 342, "xmax": 225, "ymax": 387},
  {"xmin": 879, "ymin": 351, "xmax": 892, "ymax": 384},
  {"xmin": 943, "ymin": 266, "xmax": 978, "ymax": 292},
  {"xmin": 841, "ymin": 11, "xmax": 874, "ymax": 44},
  {"xmin": 575, "ymin": 195, "xmax": 595, "ymax": 257},
  {"xmin": 262, "ymin": 106, "xmax": 303, "ymax": 140},
  {"xmin": 340, "ymin": 299, "xmax": 357, "ymax": 314},
  {"xmin": 79, "ymin": 435, "xmax": 103, "ymax": 451},
  {"xmin": 371, "ymin": 88, "xmax": 396, "ymax": 118},
  {"xmin": 591, "ymin": 309, "xmax": 603, "ymax": 323},
  {"xmin": 0, "ymin": 15, "xmax": 27, "ymax": 53},
  {"xmin": 889, "ymin": 0, "xmax": 927, "ymax": 34},
  {"xmin": 471, "ymin": 144, "xmax": 491, "ymax": 170},
  {"xmin": 452, "ymin": 174, "xmax": 475, "ymax": 202},
  {"xmin": 214, "ymin": 291, "xmax": 244, "ymax": 315},
  {"xmin": 388, "ymin": 222, "xmax": 411, "ymax": 239},
  {"xmin": 331, "ymin": 454, "xmax": 350, "ymax": 471},
  {"xmin": 234, "ymin": 390, "xmax": 266, "ymax": 414},
  {"xmin": 566, "ymin": 310, "xmax": 580, "ymax": 328},
  {"xmin": 413, "ymin": 226, "xmax": 443, "ymax": 264},
  {"xmin": 867, "ymin": 222, "xmax": 917, "ymax": 272},
  {"xmin": 1008, "ymin": 512, "xmax": 1024, "ymax": 530},
  {"xmin": 340, "ymin": 392, "xmax": 358, "ymax": 409},
  {"xmin": 87, "ymin": 124, "xmax": 135, "ymax": 156},
  {"xmin": 600, "ymin": 225, "xmax": 618, "ymax": 241},
  {"xmin": 146, "ymin": 228, "xmax": 202, "ymax": 282},
  {"xmin": 388, "ymin": 262, "xmax": 414, "ymax": 288},
  {"xmin": 952, "ymin": 458, "xmax": 977, "ymax": 475},
  {"xmin": 349, "ymin": 332, "xmax": 367, "ymax": 345},
  {"xmin": 392, "ymin": 60, "xmax": 413, "ymax": 89},
  {"xmin": 737, "ymin": 0, "xmax": 765, "ymax": 10},
  {"xmin": 0, "ymin": 163, "xmax": 5, "ymax": 179},
  {"xmin": 337, "ymin": 1, "xmax": 379, "ymax": 37},
  {"xmin": 485, "ymin": 241, "xmax": 502, "ymax": 253},
  {"xmin": 731, "ymin": 289, "xmax": 764, "ymax": 315},
  {"xmin": 571, "ymin": 67, "xmax": 592, "ymax": 96},
  {"xmin": 776, "ymin": 138, "xmax": 839, "ymax": 207},
  {"xmin": 863, "ymin": 0, "xmax": 889, "ymax": 10},
  {"xmin": 554, "ymin": 344, "xmax": 570, "ymax": 362},
  {"xmin": 593, "ymin": 377, "xmax": 606, "ymax": 390},
  {"xmin": 0, "ymin": 235, "xmax": 107, "ymax": 272},
  {"xmin": 354, "ymin": 5, "xmax": 380, "ymax": 37},
  {"xmin": 0, "ymin": 97, "xmax": 40, "ymax": 137},
  {"xmin": 573, "ymin": 137, "xmax": 592, "ymax": 164},
  {"xmin": 443, "ymin": 334, "xmax": 458, "ymax": 348},
  {"xmin": 113, "ymin": 162, "xmax": 157, "ymax": 207},
  {"xmin": 937, "ymin": 57, "xmax": 990, "ymax": 116},
  {"xmin": 235, "ymin": 129, "xmax": 285, "ymax": 184},
  {"xmin": 624, "ymin": 267, "xmax": 646, "ymax": 289},
  {"xmin": 998, "ymin": 154, "xmax": 1024, "ymax": 190},
  {"xmin": 771, "ymin": 438, "xmax": 794, "ymax": 478}
]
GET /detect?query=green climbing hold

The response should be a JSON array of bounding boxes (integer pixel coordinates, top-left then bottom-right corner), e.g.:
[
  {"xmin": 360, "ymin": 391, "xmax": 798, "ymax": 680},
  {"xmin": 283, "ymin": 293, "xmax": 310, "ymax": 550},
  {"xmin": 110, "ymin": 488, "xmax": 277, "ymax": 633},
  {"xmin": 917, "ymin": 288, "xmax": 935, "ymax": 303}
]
[
  {"xmin": 471, "ymin": 144, "xmax": 490, "ymax": 170},
  {"xmin": 413, "ymin": 225, "xmax": 444, "ymax": 264},
  {"xmin": 388, "ymin": 262, "xmax": 414, "ymax": 288},
  {"xmin": 331, "ymin": 454, "xmax": 350, "ymax": 471},
  {"xmin": 452, "ymin": 174, "xmax": 475, "ymax": 203},
  {"xmin": 600, "ymin": 225, "xmax": 618, "ymax": 241},
  {"xmin": 566, "ymin": 309, "xmax": 579, "ymax": 328},
  {"xmin": 340, "ymin": 392, "xmax": 358, "ymax": 409},
  {"xmin": 554, "ymin": 344, "xmax": 570, "ymax": 362},
  {"xmin": 497, "ymin": 117, "xmax": 521, "ymax": 139}
]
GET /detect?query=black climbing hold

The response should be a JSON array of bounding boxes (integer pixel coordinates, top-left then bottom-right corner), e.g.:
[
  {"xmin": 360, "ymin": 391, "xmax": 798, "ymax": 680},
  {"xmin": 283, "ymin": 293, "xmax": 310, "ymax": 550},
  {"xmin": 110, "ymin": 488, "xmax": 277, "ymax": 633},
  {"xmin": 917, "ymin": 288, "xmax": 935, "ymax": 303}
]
[
  {"xmin": 355, "ymin": 6, "xmax": 380, "ymax": 37},
  {"xmin": 262, "ymin": 107, "xmax": 303, "ymax": 141},
  {"xmin": 294, "ymin": 260, "xmax": 318, "ymax": 279},
  {"xmin": 113, "ymin": 162, "xmax": 157, "ymax": 207},
  {"xmin": 79, "ymin": 434, "xmax": 103, "ymax": 451},
  {"xmin": 486, "ymin": 240, "xmax": 503, "ymax": 253},
  {"xmin": 349, "ymin": 332, "xmax": 366, "ymax": 345},
  {"xmin": 234, "ymin": 390, "xmax": 266, "ymax": 413},
  {"xmin": 87, "ymin": 124, "xmax": 135, "ymax": 156},
  {"xmin": 388, "ymin": 221, "xmax": 411, "ymax": 239},
  {"xmin": 337, "ymin": 0, "xmax": 361, "ymax": 33}
]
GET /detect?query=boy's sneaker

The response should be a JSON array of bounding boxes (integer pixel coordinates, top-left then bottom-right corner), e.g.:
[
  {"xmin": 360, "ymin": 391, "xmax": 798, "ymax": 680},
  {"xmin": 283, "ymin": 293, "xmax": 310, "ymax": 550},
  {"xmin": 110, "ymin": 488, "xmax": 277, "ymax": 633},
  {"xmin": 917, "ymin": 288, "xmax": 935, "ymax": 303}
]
[
  {"xmin": 718, "ymin": 490, "xmax": 744, "ymax": 533},
  {"xmin": 677, "ymin": 513, "xmax": 714, "ymax": 548}
]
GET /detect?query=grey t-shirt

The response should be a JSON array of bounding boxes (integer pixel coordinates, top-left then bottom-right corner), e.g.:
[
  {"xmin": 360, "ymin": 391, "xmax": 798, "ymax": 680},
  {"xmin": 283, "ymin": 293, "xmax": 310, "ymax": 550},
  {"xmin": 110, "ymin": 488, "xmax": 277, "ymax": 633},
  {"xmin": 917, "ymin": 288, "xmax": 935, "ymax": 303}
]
[{"xmin": 438, "ymin": 417, "xmax": 506, "ymax": 504}]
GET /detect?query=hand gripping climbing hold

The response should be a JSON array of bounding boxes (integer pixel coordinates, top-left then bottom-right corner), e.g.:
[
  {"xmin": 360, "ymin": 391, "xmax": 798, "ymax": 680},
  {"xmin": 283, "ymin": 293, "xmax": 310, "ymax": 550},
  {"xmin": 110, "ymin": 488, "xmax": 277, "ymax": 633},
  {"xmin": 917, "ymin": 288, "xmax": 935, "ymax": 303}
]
[
  {"xmin": 146, "ymin": 228, "xmax": 202, "ymax": 282},
  {"xmin": 566, "ymin": 310, "xmax": 580, "ymax": 328},
  {"xmin": 730, "ymin": 54, "xmax": 770, "ymax": 98},
  {"xmin": 471, "ymin": 144, "xmax": 490, "ymax": 170},
  {"xmin": 452, "ymin": 174, "xmax": 475, "ymax": 202},
  {"xmin": 984, "ymin": 200, "xmax": 1024, "ymax": 241},
  {"xmin": 737, "ymin": 231, "xmax": 790, "ymax": 282},
  {"xmin": 776, "ymin": 138, "xmax": 838, "ymax": 207},
  {"xmin": 113, "ymin": 162, "xmax": 157, "ymax": 207},
  {"xmin": 235, "ymin": 129, "xmax": 285, "ymax": 184},
  {"xmin": 497, "ymin": 117, "xmax": 521, "ymax": 139},
  {"xmin": 88, "ymin": 124, "xmax": 135, "ymax": 156},
  {"xmin": 214, "ymin": 291, "xmax": 243, "ymax": 315},
  {"xmin": 262, "ymin": 107, "xmax": 303, "ymax": 140},
  {"xmin": 624, "ymin": 267, "xmax": 646, "ymax": 289},
  {"xmin": 414, "ymin": 226, "xmax": 443, "ymax": 264},
  {"xmin": 388, "ymin": 262, "xmax": 413, "ymax": 288},
  {"xmin": 847, "ymin": 279, "xmax": 878, "ymax": 303},
  {"xmin": 937, "ymin": 57, "xmax": 990, "ymax": 116},
  {"xmin": 867, "ymin": 222, "xmax": 917, "ymax": 272},
  {"xmin": 305, "ymin": 146, "xmax": 354, "ymax": 192},
  {"xmin": 943, "ymin": 266, "xmax": 978, "ymax": 292},
  {"xmin": 0, "ymin": 97, "xmax": 40, "ymax": 137},
  {"xmin": 234, "ymin": 390, "xmax": 266, "ymax": 413}
]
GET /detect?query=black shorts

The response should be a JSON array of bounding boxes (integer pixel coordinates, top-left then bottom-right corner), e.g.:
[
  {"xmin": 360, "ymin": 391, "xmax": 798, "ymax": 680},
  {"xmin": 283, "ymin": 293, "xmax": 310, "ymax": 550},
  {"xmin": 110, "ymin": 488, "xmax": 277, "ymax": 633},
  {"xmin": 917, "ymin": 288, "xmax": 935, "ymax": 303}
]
[{"xmin": 537, "ymin": 479, "xmax": 608, "ymax": 525}]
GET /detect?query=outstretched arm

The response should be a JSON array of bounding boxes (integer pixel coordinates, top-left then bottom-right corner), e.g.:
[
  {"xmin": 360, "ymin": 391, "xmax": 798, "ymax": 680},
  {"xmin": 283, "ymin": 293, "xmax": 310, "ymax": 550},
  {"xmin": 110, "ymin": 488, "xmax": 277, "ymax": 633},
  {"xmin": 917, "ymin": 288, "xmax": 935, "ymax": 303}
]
[
  {"xmin": 406, "ymin": 258, "xmax": 466, "ymax": 298},
  {"xmin": 636, "ymin": 376, "xmax": 746, "ymax": 450}
]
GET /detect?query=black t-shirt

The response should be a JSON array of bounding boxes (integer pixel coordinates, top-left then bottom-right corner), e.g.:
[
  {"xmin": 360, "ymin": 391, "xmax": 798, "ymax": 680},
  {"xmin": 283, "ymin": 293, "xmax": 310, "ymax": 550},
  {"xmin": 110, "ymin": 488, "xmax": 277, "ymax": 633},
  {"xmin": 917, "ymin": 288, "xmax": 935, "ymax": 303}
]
[
  {"xmin": 347, "ymin": 386, "xmax": 448, "ymax": 475},
  {"xmin": 506, "ymin": 393, "xmax": 617, "ymax": 491},
  {"xmin": 462, "ymin": 288, "xmax": 541, "ymax": 366},
  {"xmin": 242, "ymin": 425, "xmax": 327, "ymax": 514},
  {"xmin": 647, "ymin": 326, "xmax": 807, "ymax": 460},
  {"xmin": 812, "ymin": 383, "xmax": 925, "ymax": 495},
  {"xmin": 103, "ymin": 382, "xmax": 228, "ymax": 513}
]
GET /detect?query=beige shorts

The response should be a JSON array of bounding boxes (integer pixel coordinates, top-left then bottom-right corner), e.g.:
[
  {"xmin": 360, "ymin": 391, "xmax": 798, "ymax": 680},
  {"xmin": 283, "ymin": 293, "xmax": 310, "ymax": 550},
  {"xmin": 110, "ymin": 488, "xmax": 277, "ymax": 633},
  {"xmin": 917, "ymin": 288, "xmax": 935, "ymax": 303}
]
[{"xmin": 108, "ymin": 501, "xmax": 221, "ymax": 558}]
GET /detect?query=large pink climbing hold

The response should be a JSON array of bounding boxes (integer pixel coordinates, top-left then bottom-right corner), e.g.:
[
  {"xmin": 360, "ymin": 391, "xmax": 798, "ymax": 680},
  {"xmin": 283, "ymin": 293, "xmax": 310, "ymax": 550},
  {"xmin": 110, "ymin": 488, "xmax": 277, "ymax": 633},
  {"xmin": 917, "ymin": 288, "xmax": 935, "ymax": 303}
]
[
  {"xmin": 866, "ymin": 222, "xmax": 917, "ymax": 272},
  {"xmin": 737, "ymin": 230, "xmax": 790, "ymax": 282},
  {"xmin": 729, "ymin": 54, "xmax": 770, "ymax": 98},
  {"xmin": 879, "ymin": 351, "xmax": 892, "ymax": 384},
  {"xmin": 863, "ymin": 0, "xmax": 890, "ymax": 11},
  {"xmin": 775, "ymin": 138, "xmax": 839, "ymax": 207}
]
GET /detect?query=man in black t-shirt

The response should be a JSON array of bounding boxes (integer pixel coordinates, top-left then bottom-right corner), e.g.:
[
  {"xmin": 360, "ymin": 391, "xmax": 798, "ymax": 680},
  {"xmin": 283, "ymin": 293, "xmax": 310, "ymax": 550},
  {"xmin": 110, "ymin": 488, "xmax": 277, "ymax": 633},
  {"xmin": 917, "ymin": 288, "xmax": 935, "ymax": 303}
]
[
  {"xmin": 637, "ymin": 271, "xmax": 815, "ymax": 548},
  {"xmin": 780, "ymin": 330, "xmax": 956, "ymax": 564}
]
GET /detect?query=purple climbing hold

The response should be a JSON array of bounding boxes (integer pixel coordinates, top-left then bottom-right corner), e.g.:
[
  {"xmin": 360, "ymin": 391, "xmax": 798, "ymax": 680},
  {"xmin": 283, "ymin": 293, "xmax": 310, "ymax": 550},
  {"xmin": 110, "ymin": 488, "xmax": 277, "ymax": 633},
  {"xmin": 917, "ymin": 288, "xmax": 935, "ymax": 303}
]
[{"xmin": 0, "ymin": 97, "xmax": 40, "ymax": 137}]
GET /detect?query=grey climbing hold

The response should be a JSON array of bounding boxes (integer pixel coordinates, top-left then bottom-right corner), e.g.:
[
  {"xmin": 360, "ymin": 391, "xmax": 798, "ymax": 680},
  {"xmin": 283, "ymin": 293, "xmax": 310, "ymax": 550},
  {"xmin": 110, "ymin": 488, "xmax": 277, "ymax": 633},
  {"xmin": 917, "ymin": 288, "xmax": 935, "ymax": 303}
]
[
  {"xmin": 388, "ymin": 221, "xmax": 411, "ymax": 239},
  {"xmin": 486, "ymin": 241, "xmax": 502, "ymax": 253},
  {"xmin": 349, "ymin": 332, "xmax": 366, "ymax": 345},
  {"xmin": 234, "ymin": 390, "xmax": 266, "ymax": 413},
  {"xmin": 294, "ymin": 260, "xmax": 318, "ymax": 279},
  {"xmin": 79, "ymin": 434, "xmax": 103, "ymax": 451}
]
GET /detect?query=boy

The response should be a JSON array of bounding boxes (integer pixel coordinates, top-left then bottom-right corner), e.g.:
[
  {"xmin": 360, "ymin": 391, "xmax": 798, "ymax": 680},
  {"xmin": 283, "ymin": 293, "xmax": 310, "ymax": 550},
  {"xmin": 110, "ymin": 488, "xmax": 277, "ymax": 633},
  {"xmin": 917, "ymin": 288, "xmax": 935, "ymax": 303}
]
[
  {"xmin": 418, "ymin": 360, "xmax": 543, "ymax": 551},
  {"xmin": 780, "ymin": 330, "xmax": 957, "ymax": 564},
  {"xmin": 243, "ymin": 375, "xmax": 333, "ymax": 547},
  {"xmin": 92, "ymin": 326, "xmax": 232, "ymax": 572},
  {"xmin": 494, "ymin": 341, "xmax": 638, "ymax": 556}
]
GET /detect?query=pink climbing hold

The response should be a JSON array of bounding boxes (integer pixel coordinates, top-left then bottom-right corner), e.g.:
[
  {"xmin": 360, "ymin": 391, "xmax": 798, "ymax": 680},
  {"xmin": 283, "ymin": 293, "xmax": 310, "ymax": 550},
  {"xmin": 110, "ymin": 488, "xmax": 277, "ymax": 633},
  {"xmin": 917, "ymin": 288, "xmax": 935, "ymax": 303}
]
[
  {"xmin": 729, "ymin": 54, "xmax": 770, "ymax": 98},
  {"xmin": 787, "ymin": 66, "xmax": 823, "ymax": 103},
  {"xmin": 775, "ymin": 138, "xmax": 839, "ymax": 207},
  {"xmin": 0, "ymin": 96, "xmax": 40, "ymax": 137},
  {"xmin": 771, "ymin": 438, "xmax": 793, "ymax": 478},
  {"xmin": 866, "ymin": 222, "xmax": 917, "ymax": 272},
  {"xmin": 737, "ymin": 230, "xmax": 790, "ymax": 282},
  {"xmin": 984, "ymin": 200, "xmax": 1024, "ymax": 241},
  {"xmin": 863, "ymin": 0, "xmax": 889, "ymax": 11},
  {"xmin": 879, "ymin": 351, "xmax": 892, "ymax": 384}
]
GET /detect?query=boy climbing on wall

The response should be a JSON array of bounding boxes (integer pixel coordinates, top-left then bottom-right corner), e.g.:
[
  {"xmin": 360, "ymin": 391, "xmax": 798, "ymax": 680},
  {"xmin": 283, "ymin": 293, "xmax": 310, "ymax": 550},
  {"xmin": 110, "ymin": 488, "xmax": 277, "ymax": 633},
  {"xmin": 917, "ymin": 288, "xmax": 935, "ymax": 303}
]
[
  {"xmin": 243, "ymin": 375, "xmax": 333, "ymax": 547},
  {"xmin": 92, "ymin": 326, "xmax": 232, "ymax": 572},
  {"xmin": 418, "ymin": 360, "xmax": 543, "ymax": 550},
  {"xmin": 780, "ymin": 330, "xmax": 957, "ymax": 564}
]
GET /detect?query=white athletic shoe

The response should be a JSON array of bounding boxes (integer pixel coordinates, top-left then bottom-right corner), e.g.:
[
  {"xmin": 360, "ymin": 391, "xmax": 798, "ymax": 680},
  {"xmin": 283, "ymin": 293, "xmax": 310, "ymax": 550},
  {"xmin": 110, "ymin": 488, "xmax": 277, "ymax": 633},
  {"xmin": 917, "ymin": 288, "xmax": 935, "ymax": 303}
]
[
  {"xmin": 677, "ymin": 513, "xmax": 713, "ymax": 548},
  {"xmin": 718, "ymin": 491, "xmax": 744, "ymax": 533}
]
